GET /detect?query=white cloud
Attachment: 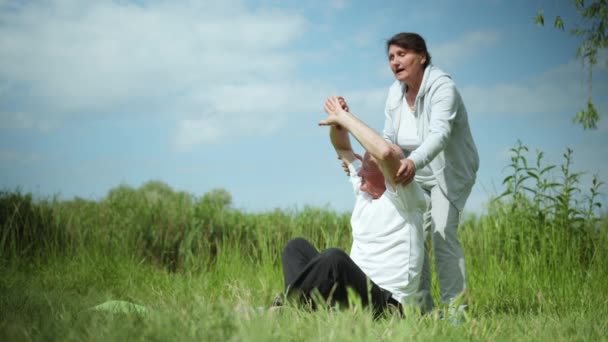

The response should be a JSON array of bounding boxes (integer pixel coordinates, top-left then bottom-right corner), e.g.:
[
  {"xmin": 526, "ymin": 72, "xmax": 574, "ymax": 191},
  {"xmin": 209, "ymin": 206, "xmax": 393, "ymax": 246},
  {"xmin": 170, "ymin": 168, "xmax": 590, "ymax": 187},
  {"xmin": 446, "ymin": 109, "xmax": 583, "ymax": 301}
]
[
  {"xmin": 461, "ymin": 82, "xmax": 583, "ymax": 116},
  {"xmin": 340, "ymin": 87, "xmax": 387, "ymax": 130},
  {"xmin": 330, "ymin": 0, "xmax": 348, "ymax": 10},
  {"xmin": 173, "ymin": 117, "xmax": 223, "ymax": 148},
  {"xmin": 172, "ymin": 80, "xmax": 334, "ymax": 150},
  {"xmin": 462, "ymin": 58, "xmax": 608, "ymax": 117},
  {"xmin": 0, "ymin": 0, "xmax": 309, "ymax": 147},
  {"xmin": 0, "ymin": 111, "xmax": 56, "ymax": 131},
  {"xmin": 353, "ymin": 29, "xmax": 374, "ymax": 47},
  {"xmin": 0, "ymin": 149, "xmax": 42, "ymax": 164},
  {"xmin": 432, "ymin": 30, "xmax": 500, "ymax": 68}
]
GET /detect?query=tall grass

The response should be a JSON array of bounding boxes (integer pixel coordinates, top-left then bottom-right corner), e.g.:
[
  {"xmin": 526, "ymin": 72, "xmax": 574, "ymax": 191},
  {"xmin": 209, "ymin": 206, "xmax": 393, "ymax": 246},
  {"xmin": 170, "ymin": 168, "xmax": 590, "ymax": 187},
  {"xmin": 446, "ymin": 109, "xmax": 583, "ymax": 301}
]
[
  {"xmin": 1, "ymin": 141, "xmax": 607, "ymax": 340},
  {"xmin": 0, "ymin": 181, "xmax": 352, "ymax": 272}
]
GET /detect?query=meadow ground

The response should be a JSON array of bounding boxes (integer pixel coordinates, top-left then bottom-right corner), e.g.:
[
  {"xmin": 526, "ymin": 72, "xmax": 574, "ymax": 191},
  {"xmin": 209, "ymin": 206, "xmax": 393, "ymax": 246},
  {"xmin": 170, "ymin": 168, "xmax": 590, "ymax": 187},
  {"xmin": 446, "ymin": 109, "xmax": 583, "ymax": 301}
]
[
  {"xmin": 1, "ymin": 241, "xmax": 606, "ymax": 341},
  {"xmin": 2, "ymin": 147, "xmax": 607, "ymax": 341}
]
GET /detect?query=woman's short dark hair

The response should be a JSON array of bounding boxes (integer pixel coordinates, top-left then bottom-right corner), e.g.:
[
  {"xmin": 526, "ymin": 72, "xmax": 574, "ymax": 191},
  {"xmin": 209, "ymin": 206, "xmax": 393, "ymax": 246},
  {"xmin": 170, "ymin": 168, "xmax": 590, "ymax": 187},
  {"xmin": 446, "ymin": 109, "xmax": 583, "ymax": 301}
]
[{"xmin": 386, "ymin": 32, "xmax": 431, "ymax": 68}]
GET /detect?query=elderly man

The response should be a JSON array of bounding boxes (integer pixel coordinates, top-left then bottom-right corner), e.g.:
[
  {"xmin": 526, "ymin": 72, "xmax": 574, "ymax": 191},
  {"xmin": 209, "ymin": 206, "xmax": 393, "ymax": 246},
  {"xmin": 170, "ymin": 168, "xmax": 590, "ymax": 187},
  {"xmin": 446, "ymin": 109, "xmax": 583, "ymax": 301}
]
[{"xmin": 273, "ymin": 96, "xmax": 426, "ymax": 317}]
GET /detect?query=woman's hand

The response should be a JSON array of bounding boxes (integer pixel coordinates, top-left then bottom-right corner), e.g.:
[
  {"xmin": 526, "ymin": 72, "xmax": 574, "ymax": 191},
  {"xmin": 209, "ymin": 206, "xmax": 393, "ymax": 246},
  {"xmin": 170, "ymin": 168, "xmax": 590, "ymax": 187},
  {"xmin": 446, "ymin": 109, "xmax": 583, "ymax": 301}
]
[{"xmin": 395, "ymin": 158, "xmax": 416, "ymax": 185}]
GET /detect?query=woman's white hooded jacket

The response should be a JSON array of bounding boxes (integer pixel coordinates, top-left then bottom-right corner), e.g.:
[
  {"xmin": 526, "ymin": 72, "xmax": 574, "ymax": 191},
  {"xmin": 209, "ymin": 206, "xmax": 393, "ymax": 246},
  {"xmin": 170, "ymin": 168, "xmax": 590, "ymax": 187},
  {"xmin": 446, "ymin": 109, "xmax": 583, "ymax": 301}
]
[{"xmin": 383, "ymin": 64, "xmax": 479, "ymax": 210}]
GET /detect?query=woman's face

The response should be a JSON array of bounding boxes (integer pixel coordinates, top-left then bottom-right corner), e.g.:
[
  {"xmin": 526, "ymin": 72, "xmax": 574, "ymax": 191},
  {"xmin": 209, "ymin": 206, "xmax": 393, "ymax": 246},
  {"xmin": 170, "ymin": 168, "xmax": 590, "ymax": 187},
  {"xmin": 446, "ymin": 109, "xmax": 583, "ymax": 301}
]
[{"xmin": 388, "ymin": 44, "xmax": 426, "ymax": 85}]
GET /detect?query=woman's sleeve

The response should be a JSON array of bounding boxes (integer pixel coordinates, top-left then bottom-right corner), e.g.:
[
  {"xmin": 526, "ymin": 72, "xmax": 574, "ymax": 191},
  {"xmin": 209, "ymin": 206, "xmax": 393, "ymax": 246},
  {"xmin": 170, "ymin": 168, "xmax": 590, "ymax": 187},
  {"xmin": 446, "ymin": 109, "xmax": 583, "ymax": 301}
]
[
  {"xmin": 382, "ymin": 90, "xmax": 397, "ymax": 144},
  {"xmin": 409, "ymin": 81, "xmax": 459, "ymax": 170}
]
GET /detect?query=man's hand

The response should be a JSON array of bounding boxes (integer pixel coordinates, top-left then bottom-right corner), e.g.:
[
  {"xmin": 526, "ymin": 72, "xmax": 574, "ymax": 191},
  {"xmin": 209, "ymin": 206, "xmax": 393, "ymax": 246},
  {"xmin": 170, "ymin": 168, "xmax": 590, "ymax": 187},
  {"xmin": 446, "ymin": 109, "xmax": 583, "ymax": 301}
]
[
  {"xmin": 320, "ymin": 96, "xmax": 349, "ymax": 127},
  {"xmin": 339, "ymin": 153, "xmax": 362, "ymax": 176},
  {"xmin": 334, "ymin": 96, "xmax": 349, "ymax": 130},
  {"xmin": 395, "ymin": 158, "xmax": 416, "ymax": 185},
  {"xmin": 338, "ymin": 96, "xmax": 349, "ymax": 112}
]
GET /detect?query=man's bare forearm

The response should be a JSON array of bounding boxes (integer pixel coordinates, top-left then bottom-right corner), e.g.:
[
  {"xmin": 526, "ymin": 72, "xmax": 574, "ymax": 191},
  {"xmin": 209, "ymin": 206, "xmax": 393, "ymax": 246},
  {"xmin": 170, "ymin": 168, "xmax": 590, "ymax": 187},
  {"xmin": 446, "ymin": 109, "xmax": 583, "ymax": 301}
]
[
  {"xmin": 340, "ymin": 113, "xmax": 399, "ymax": 160},
  {"xmin": 330, "ymin": 126, "xmax": 357, "ymax": 164},
  {"xmin": 321, "ymin": 95, "xmax": 401, "ymax": 179},
  {"xmin": 338, "ymin": 112, "xmax": 402, "ymax": 185}
]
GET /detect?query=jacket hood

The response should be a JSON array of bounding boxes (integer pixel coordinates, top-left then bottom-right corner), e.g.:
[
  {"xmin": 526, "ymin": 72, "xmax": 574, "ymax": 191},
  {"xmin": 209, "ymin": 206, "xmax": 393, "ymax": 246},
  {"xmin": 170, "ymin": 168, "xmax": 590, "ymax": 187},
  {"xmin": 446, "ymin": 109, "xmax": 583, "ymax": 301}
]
[{"xmin": 417, "ymin": 64, "xmax": 451, "ymax": 97}]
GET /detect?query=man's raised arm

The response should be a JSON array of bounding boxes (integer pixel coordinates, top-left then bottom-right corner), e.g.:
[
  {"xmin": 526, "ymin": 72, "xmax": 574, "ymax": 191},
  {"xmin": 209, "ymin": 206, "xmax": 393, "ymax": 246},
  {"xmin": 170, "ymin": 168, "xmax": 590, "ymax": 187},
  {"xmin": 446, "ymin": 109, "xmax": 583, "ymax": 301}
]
[
  {"xmin": 320, "ymin": 96, "xmax": 403, "ymax": 187},
  {"xmin": 329, "ymin": 125, "xmax": 358, "ymax": 167}
]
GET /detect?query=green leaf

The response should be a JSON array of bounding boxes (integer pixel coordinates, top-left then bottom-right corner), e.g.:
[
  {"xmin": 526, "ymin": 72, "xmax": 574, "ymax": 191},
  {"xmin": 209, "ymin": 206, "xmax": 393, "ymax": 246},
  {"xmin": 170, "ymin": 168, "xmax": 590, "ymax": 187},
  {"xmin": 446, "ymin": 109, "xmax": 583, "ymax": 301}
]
[
  {"xmin": 516, "ymin": 177, "xmax": 530, "ymax": 187},
  {"xmin": 573, "ymin": 99, "xmax": 600, "ymax": 129},
  {"xmin": 494, "ymin": 190, "xmax": 511, "ymax": 200},
  {"xmin": 527, "ymin": 171, "xmax": 539, "ymax": 180},
  {"xmin": 554, "ymin": 16, "xmax": 565, "ymax": 30},
  {"xmin": 540, "ymin": 165, "xmax": 556, "ymax": 174},
  {"xmin": 89, "ymin": 300, "xmax": 149, "ymax": 315},
  {"xmin": 534, "ymin": 10, "xmax": 545, "ymax": 26}
]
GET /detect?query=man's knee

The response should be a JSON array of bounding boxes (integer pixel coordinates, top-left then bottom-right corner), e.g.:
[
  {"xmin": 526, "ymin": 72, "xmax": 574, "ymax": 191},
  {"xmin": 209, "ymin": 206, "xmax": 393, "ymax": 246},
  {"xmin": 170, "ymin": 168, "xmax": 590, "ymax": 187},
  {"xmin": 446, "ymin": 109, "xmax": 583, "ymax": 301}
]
[
  {"xmin": 284, "ymin": 237, "xmax": 309, "ymax": 249},
  {"xmin": 319, "ymin": 248, "xmax": 350, "ymax": 265},
  {"xmin": 282, "ymin": 237, "xmax": 312, "ymax": 258}
]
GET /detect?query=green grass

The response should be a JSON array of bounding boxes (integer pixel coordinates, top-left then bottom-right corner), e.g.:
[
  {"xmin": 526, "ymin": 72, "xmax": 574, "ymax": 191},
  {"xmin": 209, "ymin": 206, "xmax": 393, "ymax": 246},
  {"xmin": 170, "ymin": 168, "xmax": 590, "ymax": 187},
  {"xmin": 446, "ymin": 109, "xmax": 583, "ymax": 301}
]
[
  {"xmin": 1, "ymin": 144, "xmax": 607, "ymax": 341},
  {"xmin": 2, "ymin": 249, "xmax": 606, "ymax": 341}
]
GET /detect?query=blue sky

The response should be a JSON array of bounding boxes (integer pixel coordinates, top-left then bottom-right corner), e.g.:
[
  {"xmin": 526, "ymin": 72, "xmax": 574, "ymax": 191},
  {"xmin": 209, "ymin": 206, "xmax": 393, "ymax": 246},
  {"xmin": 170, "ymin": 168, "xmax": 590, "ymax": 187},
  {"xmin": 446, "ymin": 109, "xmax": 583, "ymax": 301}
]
[{"xmin": 1, "ymin": 0, "xmax": 607, "ymax": 214}]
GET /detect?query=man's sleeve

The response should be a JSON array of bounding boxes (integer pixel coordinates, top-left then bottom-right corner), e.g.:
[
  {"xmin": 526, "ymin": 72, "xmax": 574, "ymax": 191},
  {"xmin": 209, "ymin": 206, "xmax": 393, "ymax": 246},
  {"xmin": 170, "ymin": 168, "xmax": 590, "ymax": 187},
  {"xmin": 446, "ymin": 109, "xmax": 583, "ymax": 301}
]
[
  {"xmin": 384, "ymin": 180, "xmax": 426, "ymax": 214},
  {"xmin": 348, "ymin": 159, "xmax": 363, "ymax": 195}
]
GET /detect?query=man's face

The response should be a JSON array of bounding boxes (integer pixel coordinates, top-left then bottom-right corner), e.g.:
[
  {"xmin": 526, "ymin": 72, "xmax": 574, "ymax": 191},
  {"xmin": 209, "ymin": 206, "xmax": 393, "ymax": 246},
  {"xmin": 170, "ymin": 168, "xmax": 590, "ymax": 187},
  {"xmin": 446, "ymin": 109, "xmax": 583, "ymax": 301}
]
[{"xmin": 358, "ymin": 154, "xmax": 384, "ymax": 197}]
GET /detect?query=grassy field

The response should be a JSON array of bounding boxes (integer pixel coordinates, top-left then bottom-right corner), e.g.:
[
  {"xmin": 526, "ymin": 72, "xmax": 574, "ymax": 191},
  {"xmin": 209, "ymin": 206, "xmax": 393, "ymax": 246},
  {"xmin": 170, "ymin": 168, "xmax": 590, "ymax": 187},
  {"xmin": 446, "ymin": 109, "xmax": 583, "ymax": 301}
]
[{"xmin": 1, "ymin": 146, "xmax": 607, "ymax": 341}]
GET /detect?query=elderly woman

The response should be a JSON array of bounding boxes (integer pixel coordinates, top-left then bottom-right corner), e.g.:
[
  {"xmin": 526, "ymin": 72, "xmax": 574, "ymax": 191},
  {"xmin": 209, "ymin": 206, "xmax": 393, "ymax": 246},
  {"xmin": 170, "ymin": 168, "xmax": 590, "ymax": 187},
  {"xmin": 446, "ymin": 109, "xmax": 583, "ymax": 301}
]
[{"xmin": 380, "ymin": 32, "xmax": 479, "ymax": 312}]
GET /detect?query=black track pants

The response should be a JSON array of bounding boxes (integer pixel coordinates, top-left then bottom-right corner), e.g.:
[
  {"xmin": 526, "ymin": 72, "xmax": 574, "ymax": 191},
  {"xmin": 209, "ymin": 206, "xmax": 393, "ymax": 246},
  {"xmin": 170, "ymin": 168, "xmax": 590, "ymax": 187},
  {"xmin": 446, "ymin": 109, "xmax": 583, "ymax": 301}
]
[{"xmin": 281, "ymin": 237, "xmax": 399, "ymax": 316}]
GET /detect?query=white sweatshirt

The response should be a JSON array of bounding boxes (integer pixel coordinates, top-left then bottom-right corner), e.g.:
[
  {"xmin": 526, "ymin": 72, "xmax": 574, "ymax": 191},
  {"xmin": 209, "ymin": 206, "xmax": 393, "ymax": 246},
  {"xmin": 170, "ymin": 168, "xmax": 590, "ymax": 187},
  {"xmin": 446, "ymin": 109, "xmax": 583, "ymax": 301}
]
[{"xmin": 347, "ymin": 160, "xmax": 426, "ymax": 305}]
